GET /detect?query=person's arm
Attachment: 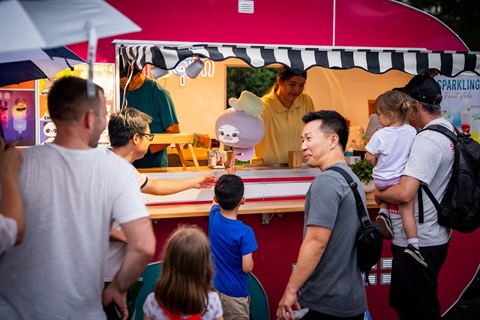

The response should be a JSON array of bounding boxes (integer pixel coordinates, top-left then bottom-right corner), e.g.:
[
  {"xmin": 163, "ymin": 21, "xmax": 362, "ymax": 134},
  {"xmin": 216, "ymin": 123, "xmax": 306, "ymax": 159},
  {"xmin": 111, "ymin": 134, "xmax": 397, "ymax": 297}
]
[
  {"xmin": 102, "ymin": 217, "xmax": 156, "ymax": 320},
  {"xmin": 0, "ymin": 139, "xmax": 24, "ymax": 245},
  {"xmin": 374, "ymin": 175, "xmax": 420, "ymax": 205},
  {"xmin": 277, "ymin": 225, "xmax": 331, "ymax": 320},
  {"xmin": 242, "ymin": 253, "xmax": 254, "ymax": 274},
  {"xmin": 109, "ymin": 228, "xmax": 127, "ymax": 243},
  {"xmin": 165, "ymin": 123, "xmax": 180, "ymax": 134},
  {"xmin": 365, "ymin": 151, "xmax": 376, "ymax": 165},
  {"xmin": 143, "ymin": 315, "xmax": 152, "ymax": 320},
  {"xmin": 141, "ymin": 173, "xmax": 216, "ymax": 196}
]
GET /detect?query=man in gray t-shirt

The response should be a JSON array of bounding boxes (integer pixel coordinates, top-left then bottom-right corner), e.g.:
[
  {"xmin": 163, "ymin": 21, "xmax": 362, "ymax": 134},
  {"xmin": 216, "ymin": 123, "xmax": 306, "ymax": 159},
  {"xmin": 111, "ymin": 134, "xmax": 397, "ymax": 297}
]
[
  {"xmin": 376, "ymin": 75, "xmax": 453, "ymax": 320},
  {"xmin": 277, "ymin": 110, "xmax": 367, "ymax": 320}
]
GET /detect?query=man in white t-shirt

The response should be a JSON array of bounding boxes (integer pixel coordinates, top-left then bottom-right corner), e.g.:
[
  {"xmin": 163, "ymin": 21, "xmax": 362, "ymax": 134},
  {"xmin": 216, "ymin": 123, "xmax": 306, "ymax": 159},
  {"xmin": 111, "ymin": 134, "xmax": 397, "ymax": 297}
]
[
  {"xmin": 375, "ymin": 75, "xmax": 453, "ymax": 320},
  {"xmin": 0, "ymin": 77, "xmax": 156, "ymax": 320},
  {"xmin": 105, "ymin": 107, "xmax": 215, "ymax": 285}
]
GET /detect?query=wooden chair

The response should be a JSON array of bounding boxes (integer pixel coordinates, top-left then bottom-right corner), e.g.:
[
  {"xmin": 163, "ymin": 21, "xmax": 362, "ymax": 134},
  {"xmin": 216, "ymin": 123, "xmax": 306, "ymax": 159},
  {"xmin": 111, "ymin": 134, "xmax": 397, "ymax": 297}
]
[
  {"xmin": 133, "ymin": 261, "xmax": 162, "ymax": 320},
  {"xmin": 248, "ymin": 273, "xmax": 270, "ymax": 320}
]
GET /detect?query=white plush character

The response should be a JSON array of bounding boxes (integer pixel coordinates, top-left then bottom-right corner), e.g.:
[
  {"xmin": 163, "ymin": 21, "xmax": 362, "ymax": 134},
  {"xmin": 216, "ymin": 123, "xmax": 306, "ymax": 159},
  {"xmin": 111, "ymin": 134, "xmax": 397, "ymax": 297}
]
[
  {"xmin": 42, "ymin": 121, "xmax": 57, "ymax": 144},
  {"xmin": 217, "ymin": 124, "xmax": 240, "ymax": 144},
  {"xmin": 215, "ymin": 91, "xmax": 265, "ymax": 161}
]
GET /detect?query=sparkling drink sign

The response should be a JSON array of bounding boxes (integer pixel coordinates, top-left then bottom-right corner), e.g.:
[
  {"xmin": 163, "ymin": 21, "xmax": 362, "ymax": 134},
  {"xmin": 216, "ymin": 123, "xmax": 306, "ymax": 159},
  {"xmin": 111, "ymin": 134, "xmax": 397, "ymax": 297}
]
[{"xmin": 436, "ymin": 73, "xmax": 480, "ymax": 142}]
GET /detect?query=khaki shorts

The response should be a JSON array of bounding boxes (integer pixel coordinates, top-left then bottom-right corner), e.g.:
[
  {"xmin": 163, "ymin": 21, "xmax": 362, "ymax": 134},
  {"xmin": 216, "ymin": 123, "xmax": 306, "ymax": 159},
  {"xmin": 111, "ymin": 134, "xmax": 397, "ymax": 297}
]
[{"xmin": 218, "ymin": 291, "xmax": 250, "ymax": 320}]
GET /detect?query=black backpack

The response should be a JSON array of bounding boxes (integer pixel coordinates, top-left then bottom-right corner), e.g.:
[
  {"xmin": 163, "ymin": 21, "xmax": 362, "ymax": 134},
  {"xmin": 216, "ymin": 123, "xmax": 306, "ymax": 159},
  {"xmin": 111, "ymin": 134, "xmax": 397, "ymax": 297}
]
[
  {"xmin": 327, "ymin": 167, "xmax": 384, "ymax": 285},
  {"xmin": 418, "ymin": 125, "xmax": 480, "ymax": 233}
]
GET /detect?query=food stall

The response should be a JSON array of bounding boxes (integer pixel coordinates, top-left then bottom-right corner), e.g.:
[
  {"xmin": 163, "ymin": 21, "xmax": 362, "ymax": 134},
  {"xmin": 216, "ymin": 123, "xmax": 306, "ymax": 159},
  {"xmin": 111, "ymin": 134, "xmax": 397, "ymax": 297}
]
[
  {"xmin": 115, "ymin": 39, "xmax": 480, "ymax": 319},
  {"xmin": 103, "ymin": 0, "xmax": 480, "ymax": 317},
  {"xmin": 13, "ymin": 0, "xmax": 477, "ymax": 318}
]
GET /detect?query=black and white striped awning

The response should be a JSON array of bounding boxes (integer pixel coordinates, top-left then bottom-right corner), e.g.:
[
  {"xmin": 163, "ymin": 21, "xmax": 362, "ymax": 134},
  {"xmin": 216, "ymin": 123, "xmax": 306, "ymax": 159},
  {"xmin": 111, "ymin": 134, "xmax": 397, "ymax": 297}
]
[{"xmin": 118, "ymin": 42, "xmax": 480, "ymax": 77}]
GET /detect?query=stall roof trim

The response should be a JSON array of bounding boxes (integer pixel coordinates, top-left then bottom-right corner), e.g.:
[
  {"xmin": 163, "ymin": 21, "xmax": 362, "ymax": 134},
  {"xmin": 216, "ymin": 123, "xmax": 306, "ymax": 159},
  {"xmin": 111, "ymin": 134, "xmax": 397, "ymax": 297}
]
[{"xmin": 116, "ymin": 41, "xmax": 480, "ymax": 77}]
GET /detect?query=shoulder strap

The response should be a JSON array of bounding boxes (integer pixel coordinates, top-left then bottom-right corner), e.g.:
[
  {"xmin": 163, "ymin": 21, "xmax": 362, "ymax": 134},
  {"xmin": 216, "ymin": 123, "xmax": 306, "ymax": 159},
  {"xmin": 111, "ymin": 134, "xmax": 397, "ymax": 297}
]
[
  {"xmin": 416, "ymin": 124, "xmax": 459, "ymax": 223},
  {"xmin": 420, "ymin": 124, "xmax": 459, "ymax": 142},
  {"xmin": 327, "ymin": 166, "xmax": 371, "ymax": 229}
]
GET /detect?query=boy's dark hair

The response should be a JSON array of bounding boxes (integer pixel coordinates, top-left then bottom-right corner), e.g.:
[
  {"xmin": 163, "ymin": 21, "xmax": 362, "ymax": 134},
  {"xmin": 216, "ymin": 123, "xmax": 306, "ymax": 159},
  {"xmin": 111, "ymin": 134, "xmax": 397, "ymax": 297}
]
[
  {"xmin": 214, "ymin": 175, "xmax": 244, "ymax": 210},
  {"xmin": 302, "ymin": 110, "xmax": 349, "ymax": 151}
]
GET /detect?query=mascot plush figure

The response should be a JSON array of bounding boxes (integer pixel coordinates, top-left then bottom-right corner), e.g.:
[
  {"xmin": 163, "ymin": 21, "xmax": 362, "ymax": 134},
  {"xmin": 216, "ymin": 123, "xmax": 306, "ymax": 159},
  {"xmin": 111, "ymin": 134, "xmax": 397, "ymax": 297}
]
[{"xmin": 215, "ymin": 91, "xmax": 265, "ymax": 161}]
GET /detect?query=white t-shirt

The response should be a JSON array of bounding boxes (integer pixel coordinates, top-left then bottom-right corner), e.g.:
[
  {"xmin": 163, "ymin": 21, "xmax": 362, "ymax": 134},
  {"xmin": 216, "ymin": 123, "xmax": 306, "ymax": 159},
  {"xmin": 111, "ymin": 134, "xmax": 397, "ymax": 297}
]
[
  {"xmin": 0, "ymin": 214, "xmax": 17, "ymax": 255},
  {"xmin": 391, "ymin": 118, "xmax": 453, "ymax": 247},
  {"xmin": 365, "ymin": 124, "xmax": 417, "ymax": 180},
  {"xmin": 143, "ymin": 291, "xmax": 223, "ymax": 320},
  {"xmin": 104, "ymin": 149, "xmax": 148, "ymax": 282},
  {"xmin": 0, "ymin": 144, "xmax": 149, "ymax": 319}
]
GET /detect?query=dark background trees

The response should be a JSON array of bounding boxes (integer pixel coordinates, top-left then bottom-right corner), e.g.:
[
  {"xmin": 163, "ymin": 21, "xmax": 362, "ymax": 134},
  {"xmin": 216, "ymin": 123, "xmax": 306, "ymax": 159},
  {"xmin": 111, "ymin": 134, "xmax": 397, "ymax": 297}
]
[{"xmin": 396, "ymin": 0, "xmax": 480, "ymax": 51}]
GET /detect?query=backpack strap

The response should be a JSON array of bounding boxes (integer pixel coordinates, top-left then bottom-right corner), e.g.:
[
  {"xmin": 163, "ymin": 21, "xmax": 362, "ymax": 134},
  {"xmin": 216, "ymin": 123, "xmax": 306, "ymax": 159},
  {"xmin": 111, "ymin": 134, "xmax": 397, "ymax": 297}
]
[
  {"xmin": 327, "ymin": 166, "xmax": 371, "ymax": 228},
  {"xmin": 416, "ymin": 124, "xmax": 458, "ymax": 223}
]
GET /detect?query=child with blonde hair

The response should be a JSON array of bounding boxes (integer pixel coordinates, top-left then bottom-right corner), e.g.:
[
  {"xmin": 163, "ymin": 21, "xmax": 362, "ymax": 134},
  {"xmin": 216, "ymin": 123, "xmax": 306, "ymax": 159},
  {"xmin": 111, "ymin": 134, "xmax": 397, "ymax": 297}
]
[
  {"xmin": 366, "ymin": 90, "xmax": 427, "ymax": 268},
  {"xmin": 143, "ymin": 225, "xmax": 223, "ymax": 320}
]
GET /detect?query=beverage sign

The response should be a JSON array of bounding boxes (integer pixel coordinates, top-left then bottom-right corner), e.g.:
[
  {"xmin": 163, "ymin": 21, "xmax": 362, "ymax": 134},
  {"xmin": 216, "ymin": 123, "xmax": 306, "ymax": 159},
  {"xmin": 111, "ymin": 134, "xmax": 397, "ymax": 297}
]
[{"xmin": 436, "ymin": 73, "xmax": 480, "ymax": 142}]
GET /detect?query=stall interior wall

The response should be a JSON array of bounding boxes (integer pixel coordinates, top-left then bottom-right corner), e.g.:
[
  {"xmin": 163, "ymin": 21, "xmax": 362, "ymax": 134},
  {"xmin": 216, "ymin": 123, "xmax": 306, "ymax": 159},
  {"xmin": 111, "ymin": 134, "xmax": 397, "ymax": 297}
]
[{"xmin": 159, "ymin": 60, "xmax": 412, "ymax": 140}]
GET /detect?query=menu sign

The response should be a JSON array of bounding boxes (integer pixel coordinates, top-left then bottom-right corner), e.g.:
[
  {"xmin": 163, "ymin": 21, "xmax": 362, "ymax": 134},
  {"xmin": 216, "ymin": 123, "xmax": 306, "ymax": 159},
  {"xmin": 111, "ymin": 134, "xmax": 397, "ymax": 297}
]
[
  {"xmin": 0, "ymin": 82, "xmax": 35, "ymax": 147},
  {"xmin": 436, "ymin": 73, "xmax": 480, "ymax": 142},
  {"xmin": 37, "ymin": 63, "xmax": 115, "ymax": 148}
]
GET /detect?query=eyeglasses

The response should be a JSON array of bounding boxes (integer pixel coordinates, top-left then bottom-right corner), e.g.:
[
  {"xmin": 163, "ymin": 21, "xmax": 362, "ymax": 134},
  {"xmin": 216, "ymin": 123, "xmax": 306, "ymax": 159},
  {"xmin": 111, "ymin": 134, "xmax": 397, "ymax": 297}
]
[{"xmin": 138, "ymin": 132, "xmax": 154, "ymax": 142}]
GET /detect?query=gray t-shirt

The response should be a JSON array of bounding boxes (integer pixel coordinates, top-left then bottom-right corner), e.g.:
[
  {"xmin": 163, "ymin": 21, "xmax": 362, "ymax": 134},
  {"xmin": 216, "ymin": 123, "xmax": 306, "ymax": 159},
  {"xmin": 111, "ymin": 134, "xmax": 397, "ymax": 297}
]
[
  {"xmin": 392, "ymin": 118, "xmax": 453, "ymax": 247},
  {"xmin": 299, "ymin": 163, "xmax": 367, "ymax": 317},
  {"xmin": 0, "ymin": 144, "xmax": 149, "ymax": 319}
]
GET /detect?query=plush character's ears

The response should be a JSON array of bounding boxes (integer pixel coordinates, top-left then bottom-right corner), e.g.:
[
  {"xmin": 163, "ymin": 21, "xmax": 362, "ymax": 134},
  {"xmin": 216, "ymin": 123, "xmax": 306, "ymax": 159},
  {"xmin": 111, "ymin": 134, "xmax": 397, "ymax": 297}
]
[{"xmin": 228, "ymin": 91, "xmax": 263, "ymax": 117}]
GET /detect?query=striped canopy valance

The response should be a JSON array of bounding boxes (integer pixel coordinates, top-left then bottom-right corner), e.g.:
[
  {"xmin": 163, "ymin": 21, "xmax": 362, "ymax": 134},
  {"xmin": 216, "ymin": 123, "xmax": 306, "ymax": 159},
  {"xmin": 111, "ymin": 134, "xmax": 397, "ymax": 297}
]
[{"xmin": 118, "ymin": 43, "xmax": 480, "ymax": 77}]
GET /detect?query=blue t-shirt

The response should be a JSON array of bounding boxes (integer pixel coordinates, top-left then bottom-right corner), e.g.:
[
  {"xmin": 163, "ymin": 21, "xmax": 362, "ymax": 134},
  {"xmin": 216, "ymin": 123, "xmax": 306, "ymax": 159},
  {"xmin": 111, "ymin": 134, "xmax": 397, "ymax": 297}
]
[{"xmin": 209, "ymin": 204, "xmax": 258, "ymax": 297}]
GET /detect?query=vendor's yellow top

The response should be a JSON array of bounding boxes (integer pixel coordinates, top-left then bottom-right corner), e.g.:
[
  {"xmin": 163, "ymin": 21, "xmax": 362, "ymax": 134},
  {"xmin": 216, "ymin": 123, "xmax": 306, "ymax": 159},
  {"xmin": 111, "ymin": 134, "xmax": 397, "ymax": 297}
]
[{"xmin": 254, "ymin": 91, "xmax": 315, "ymax": 164}]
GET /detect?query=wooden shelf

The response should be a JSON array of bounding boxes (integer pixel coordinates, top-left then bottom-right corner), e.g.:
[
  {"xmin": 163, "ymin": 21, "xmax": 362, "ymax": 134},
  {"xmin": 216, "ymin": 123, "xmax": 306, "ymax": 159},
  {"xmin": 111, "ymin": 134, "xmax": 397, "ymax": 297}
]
[{"xmin": 151, "ymin": 134, "xmax": 200, "ymax": 170}]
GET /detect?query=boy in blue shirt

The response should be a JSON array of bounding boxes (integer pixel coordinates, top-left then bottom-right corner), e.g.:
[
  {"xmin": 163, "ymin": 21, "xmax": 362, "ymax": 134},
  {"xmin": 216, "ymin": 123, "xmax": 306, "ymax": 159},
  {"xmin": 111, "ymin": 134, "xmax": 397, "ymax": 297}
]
[{"xmin": 209, "ymin": 174, "xmax": 258, "ymax": 320}]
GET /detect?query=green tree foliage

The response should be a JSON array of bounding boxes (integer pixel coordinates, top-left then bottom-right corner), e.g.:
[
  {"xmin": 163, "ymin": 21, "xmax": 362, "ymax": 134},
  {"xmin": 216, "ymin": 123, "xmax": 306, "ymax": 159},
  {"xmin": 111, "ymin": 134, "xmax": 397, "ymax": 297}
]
[
  {"xmin": 396, "ymin": 0, "xmax": 480, "ymax": 50},
  {"xmin": 226, "ymin": 67, "xmax": 278, "ymax": 107}
]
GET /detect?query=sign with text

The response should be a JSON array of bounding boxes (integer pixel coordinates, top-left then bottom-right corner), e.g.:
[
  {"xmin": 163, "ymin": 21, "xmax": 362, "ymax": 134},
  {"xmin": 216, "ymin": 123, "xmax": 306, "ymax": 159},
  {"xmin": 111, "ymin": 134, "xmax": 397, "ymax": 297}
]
[{"xmin": 436, "ymin": 74, "xmax": 480, "ymax": 142}]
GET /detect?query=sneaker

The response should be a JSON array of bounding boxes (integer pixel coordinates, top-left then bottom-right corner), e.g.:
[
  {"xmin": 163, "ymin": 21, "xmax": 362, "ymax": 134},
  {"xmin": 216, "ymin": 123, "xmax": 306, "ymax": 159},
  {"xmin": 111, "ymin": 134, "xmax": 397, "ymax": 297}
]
[
  {"xmin": 376, "ymin": 213, "xmax": 393, "ymax": 240},
  {"xmin": 404, "ymin": 244, "xmax": 428, "ymax": 268}
]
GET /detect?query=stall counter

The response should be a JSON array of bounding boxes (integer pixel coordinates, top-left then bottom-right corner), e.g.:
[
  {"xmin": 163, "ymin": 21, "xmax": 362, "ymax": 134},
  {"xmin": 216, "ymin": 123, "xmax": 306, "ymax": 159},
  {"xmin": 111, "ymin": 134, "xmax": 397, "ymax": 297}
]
[{"xmin": 139, "ymin": 164, "xmax": 379, "ymax": 219}]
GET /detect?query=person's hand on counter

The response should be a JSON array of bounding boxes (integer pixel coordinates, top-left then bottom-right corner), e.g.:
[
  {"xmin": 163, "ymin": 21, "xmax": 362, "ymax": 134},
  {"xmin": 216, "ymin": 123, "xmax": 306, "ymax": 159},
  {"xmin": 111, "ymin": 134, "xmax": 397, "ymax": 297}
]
[{"xmin": 195, "ymin": 174, "xmax": 217, "ymax": 189}]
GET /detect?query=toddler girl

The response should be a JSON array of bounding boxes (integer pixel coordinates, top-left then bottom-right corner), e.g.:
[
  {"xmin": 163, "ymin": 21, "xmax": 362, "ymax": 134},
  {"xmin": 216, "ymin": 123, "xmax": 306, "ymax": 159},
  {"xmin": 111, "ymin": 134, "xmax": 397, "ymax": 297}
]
[{"xmin": 365, "ymin": 90, "xmax": 427, "ymax": 268}]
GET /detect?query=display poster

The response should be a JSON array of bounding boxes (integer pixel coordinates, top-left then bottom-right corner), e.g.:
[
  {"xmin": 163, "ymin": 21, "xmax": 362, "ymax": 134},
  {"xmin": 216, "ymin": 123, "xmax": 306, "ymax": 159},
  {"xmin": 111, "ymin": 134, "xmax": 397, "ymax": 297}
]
[
  {"xmin": 0, "ymin": 81, "xmax": 36, "ymax": 147},
  {"xmin": 37, "ymin": 63, "xmax": 115, "ymax": 148},
  {"xmin": 436, "ymin": 73, "xmax": 480, "ymax": 142}
]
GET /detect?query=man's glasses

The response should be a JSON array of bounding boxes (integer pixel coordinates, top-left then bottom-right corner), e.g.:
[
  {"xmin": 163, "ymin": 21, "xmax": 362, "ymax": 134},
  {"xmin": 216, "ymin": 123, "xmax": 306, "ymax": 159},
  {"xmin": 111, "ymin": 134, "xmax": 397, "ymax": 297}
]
[{"xmin": 138, "ymin": 132, "xmax": 154, "ymax": 142}]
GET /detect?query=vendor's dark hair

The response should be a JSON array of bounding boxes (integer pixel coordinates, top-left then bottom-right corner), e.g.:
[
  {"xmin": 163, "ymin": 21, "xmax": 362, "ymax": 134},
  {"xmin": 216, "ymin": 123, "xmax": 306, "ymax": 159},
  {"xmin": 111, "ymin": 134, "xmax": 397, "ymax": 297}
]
[
  {"xmin": 214, "ymin": 175, "xmax": 244, "ymax": 210},
  {"xmin": 273, "ymin": 65, "xmax": 307, "ymax": 92},
  {"xmin": 302, "ymin": 110, "xmax": 349, "ymax": 151},
  {"xmin": 108, "ymin": 108, "xmax": 152, "ymax": 147},
  {"xmin": 119, "ymin": 63, "xmax": 141, "ymax": 78},
  {"xmin": 48, "ymin": 76, "xmax": 103, "ymax": 122}
]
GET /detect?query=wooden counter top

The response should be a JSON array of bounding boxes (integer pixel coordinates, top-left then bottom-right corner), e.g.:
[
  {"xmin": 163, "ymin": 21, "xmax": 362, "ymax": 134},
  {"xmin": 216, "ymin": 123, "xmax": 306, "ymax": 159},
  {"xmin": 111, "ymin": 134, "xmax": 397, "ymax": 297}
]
[{"xmin": 148, "ymin": 197, "xmax": 379, "ymax": 219}]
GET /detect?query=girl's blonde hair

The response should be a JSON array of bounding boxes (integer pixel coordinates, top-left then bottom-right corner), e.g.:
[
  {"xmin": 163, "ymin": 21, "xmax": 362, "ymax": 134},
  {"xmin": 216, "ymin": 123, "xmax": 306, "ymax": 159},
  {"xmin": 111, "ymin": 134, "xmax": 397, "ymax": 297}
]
[
  {"xmin": 375, "ymin": 90, "xmax": 413, "ymax": 123},
  {"xmin": 155, "ymin": 225, "xmax": 213, "ymax": 316}
]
